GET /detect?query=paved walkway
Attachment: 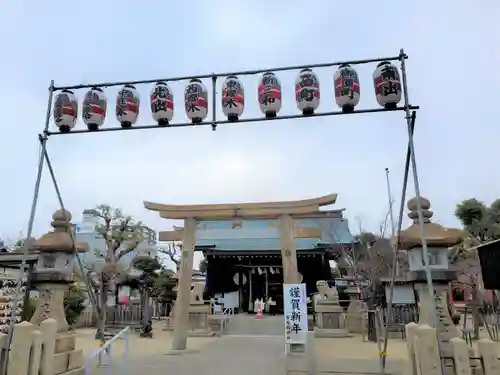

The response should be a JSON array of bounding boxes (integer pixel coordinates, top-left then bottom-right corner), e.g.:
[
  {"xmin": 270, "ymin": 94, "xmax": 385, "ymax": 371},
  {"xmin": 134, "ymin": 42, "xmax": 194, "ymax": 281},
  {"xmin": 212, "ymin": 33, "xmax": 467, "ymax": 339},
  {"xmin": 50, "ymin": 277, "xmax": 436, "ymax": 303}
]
[
  {"xmin": 225, "ymin": 314, "xmax": 284, "ymax": 336},
  {"xmin": 96, "ymin": 335, "xmax": 284, "ymax": 375},
  {"xmin": 89, "ymin": 315, "xmax": 406, "ymax": 375}
]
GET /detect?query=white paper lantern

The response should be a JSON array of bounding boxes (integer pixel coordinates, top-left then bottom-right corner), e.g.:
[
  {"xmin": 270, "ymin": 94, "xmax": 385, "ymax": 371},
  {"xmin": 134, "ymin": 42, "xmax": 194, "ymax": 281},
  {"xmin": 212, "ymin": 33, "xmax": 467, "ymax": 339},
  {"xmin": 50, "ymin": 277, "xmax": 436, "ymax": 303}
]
[
  {"xmin": 373, "ymin": 61, "xmax": 402, "ymax": 109},
  {"xmin": 221, "ymin": 75, "xmax": 244, "ymax": 121},
  {"xmin": 116, "ymin": 84, "xmax": 140, "ymax": 128},
  {"xmin": 150, "ymin": 81, "xmax": 174, "ymax": 125},
  {"xmin": 258, "ymin": 72, "xmax": 282, "ymax": 118},
  {"xmin": 184, "ymin": 78, "xmax": 208, "ymax": 124},
  {"xmin": 82, "ymin": 87, "xmax": 107, "ymax": 131},
  {"xmin": 334, "ymin": 64, "xmax": 360, "ymax": 113},
  {"xmin": 53, "ymin": 89, "xmax": 78, "ymax": 133},
  {"xmin": 295, "ymin": 68, "xmax": 320, "ymax": 115}
]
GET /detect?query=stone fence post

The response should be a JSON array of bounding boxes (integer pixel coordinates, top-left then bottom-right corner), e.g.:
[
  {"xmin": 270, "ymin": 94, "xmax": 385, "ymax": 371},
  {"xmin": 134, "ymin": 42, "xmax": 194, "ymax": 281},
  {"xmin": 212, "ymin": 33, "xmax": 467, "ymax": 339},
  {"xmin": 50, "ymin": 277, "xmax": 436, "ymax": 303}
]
[
  {"xmin": 478, "ymin": 338, "xmax": 500, "ymax": 375},
  {"xmin": 408, "ymin": 323, "xmax": 500, "ymax": 375},
  {"xmin": 413, "ymin": 324, "xmax": 441, "ymax": 375}
]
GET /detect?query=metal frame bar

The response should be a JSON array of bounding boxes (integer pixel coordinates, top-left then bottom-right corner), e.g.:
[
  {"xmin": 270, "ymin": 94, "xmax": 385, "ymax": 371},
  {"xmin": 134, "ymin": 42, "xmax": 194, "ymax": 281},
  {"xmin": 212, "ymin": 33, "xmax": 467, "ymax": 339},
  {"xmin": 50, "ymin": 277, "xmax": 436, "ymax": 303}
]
[
  {"xmin": 46, "ymin": 106, "xmax": 419, "ymax": 136},
  {"xmin": 53, "ymin": 54, "xmax": 406, "ymax": 91},
  {"xmin": 6, "ymin": 49, "xmax": 440, "ymax": 375}
]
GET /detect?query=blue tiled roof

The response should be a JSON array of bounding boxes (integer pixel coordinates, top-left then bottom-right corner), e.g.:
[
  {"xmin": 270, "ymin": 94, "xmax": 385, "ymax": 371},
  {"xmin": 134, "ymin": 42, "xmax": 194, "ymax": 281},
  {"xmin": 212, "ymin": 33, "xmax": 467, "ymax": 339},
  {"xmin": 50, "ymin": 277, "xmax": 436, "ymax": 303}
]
[{"xmin": 195, "ymin": 217, "xmax": 354, "ymax": 251}]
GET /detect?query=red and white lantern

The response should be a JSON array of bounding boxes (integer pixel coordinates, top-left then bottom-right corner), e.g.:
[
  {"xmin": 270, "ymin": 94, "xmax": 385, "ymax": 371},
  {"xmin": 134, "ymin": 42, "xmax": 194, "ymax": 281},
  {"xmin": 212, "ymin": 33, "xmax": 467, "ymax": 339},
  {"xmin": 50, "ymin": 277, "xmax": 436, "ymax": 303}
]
[
  {"xmin": 334, "ymin": 64, "xmax": 360, "ymax": 113},
  {"xmin": 116, "ymin": 84, "xmax": 140, "ymax": 128},
  {"xmin": 82, "ymin": 87, "xmax": 107, "ymax": 131},
  {"xmin": 295, "ymin": 68, "xmax": 320, "ymax": 115},
  {"xmin": 221, "ymin": 75, "xmax": 244, "ymax": 121},
  {"xmin": 373, "ymin": 61, "xmax": 402, "ymax": 109},
  {"xmin": 185, "ymin": 78, "xmax": 208, "ymax": 124},
  {"xmin": 53, "ymin": 89, "xmax": 78, "ymax": 133},
  {"xmin": 150, "ymin": 81, "xmax": 174, "ymax": 126},
  {"xmin": 258, "ymin": 72, "xmax": 282, "ymax": 118}
]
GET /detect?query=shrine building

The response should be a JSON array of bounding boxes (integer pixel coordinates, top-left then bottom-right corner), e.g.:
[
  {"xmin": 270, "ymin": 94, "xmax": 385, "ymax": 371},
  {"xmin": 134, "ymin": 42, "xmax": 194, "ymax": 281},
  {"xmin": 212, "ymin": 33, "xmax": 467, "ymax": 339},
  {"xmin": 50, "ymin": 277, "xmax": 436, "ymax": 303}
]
[{"xmin": 160, "ymin": 209, "xmax": 355, "ymax": 313}]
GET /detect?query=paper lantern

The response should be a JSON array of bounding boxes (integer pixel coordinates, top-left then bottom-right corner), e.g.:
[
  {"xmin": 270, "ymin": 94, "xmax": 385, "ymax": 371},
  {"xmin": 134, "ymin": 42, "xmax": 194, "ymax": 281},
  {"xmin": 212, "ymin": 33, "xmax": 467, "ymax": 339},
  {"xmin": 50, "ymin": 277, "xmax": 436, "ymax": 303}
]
[
  {"xmin": 334, "ymin": 64, "xmax": 360, "ymax": 113},
  {"xmin": 221, "ymin": 75, "xmax": 244, "ymax": 121},
  {"xmin": 258, "ymin": 72, "xmax": 282, "ymax": 118},
  {"xmin": 116, "ymin": 85, "xmax": 140, "ymax": 128},
  {"xmin": 53, "ymin": 89, "xmax": 78, "ymax": 133},
  {"xmin": 150, "ymin": 81, "xmax": 174, "ymax": 126},
  {"xmin": 295, "ymin": 68, "xmax": 320, "ymax": 115},
  {"xmin": 185, "ymin": 78, "xmax": 208, "ymax": 124},
  {"xmin": 373, "ymin": 61, "xmax": 402, "ymax": 109},
  {"xmin": 82, "ymin": 87, "xmax": 107, "ymax": 131}
]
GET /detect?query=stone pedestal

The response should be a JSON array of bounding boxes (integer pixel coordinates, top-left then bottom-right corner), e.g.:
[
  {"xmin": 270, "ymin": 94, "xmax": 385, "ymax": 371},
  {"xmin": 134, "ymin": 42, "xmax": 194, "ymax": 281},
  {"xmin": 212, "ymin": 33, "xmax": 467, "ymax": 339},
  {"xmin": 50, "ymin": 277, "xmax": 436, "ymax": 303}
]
[
  {"xmin": 314, "ymin": 302, "xmax": 351, "ymax": 338},
  {"xmin": 53, "ymin": 333, "xmax": 85, "ymax": 375},
  {"xmin": 345, "ymin": 300, "xmax": 367, "ymax": 334},
  {"xmin": 188, "ymin": 304, "xmax": 214, "ymax": 337}
]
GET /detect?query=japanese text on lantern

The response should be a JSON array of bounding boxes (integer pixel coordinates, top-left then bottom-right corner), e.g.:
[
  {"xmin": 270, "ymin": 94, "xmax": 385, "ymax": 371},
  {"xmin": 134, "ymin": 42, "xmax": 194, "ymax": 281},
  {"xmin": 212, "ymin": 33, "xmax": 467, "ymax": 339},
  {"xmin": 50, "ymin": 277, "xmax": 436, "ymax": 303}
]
[
  {"xmin": 283, "ymin": 283, "xmax": 308, "ymax": 344},
  {"xmin": 375, "ymin": 65, "xmax": 400, "ymax": 97}
]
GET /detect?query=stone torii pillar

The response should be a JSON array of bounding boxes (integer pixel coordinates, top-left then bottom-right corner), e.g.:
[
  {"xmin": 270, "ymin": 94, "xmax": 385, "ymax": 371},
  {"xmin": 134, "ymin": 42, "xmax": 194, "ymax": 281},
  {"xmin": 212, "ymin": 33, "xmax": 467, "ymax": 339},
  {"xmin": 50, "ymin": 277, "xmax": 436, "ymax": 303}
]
[
  {"xmin": 280, "ymin": 214, "xmax": 299, "ymax": 284},
  {"xmin": 145, "ymin": 193, "xmax": 337, "ymax": 351}
]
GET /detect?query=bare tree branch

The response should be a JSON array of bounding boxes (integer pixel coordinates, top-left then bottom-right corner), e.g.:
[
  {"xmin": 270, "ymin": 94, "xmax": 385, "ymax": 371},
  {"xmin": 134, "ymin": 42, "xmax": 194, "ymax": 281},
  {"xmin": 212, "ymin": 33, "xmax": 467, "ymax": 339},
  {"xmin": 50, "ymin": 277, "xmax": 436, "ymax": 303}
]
[{"xmin": 158, "ymin": 241, "xmax": 181, "ymax": 269}]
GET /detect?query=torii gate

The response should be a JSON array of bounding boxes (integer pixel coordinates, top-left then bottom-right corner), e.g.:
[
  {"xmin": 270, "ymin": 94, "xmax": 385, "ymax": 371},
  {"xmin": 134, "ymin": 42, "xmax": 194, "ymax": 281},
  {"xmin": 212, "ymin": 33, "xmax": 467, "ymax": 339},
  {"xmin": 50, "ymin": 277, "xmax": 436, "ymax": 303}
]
[{"xmin": 144, "ymin": 193, "xmax": 337, "ymax": 350}]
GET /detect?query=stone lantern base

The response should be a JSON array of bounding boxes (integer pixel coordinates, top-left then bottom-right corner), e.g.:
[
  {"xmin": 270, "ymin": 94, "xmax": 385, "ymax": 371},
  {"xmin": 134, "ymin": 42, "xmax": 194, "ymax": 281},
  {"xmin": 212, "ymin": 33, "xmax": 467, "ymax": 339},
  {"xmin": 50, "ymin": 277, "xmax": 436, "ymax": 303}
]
[
  {"xmin": 188, "ymin": 304, "xmax": 214, "ymax": 337},
  {"xmin": 31, "ymin": 283, "xmax": 70, "ymax": 332}
]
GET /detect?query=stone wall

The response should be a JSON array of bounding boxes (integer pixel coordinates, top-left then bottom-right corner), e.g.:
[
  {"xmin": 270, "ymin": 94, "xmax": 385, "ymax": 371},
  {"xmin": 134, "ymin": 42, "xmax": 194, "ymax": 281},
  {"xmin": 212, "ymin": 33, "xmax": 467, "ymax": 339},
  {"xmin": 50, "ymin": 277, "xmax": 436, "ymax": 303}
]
[
  {"xmin": 405, "ymin": 322, "xmax": 499, "ymax": 375},
  {"xmin": 1, "ymin": 318, "xmax": 84, "ymax": 375}
]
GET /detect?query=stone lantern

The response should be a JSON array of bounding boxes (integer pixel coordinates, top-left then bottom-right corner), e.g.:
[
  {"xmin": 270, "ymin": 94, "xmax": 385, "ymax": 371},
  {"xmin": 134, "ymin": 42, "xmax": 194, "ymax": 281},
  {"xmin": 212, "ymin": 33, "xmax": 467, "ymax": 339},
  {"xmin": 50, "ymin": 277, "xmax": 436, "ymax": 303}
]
[
  {"xmin": 399, "ymin": 197, "xmax": 464, "ymax": 359},
  {"xmin": 30, "ymin": 209, "xmax": 89, "ymax": 332}
]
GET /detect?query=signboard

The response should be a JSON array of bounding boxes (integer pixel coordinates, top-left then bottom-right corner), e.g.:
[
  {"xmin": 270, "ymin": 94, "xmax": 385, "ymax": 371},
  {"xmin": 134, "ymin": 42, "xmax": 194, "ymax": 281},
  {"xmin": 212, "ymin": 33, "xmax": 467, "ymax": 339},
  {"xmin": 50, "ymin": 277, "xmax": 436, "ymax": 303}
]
[
  {"xmin": 385, "ymin": 284, "xmax": 415, "ymax": 304},
  {"xmin": 283, "ymin": 283, "xmax": 308, "ymax": 344}
]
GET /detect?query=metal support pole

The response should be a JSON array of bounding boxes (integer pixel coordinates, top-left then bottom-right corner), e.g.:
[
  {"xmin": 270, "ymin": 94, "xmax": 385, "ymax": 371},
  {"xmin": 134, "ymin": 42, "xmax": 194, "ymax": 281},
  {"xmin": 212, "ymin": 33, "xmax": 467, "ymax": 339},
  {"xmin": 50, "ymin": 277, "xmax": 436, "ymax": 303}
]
[
  {"xmin": 381, "ymin": 111, "xmax": 415, "ymax": 370},
  {"xmin": 385, "ymin": 168, "xmax": 399, "ymax": 276},
  {"xmin": 41, "ymin": 145, "xmax": 100, "ymax": 319},
  {"xmin": 2, "ymin": 80, "xmax": 55, "ymax": 375},
  {"xmin": 211, "ymin": 75, "xmax": 217, "ymax": 131},
  {"xmin": 385, "ymin": 168, "xmax": 396, "ymax": 239},
  {"xmin": 399, "ymin": 48, "xmax": 444, "ymax": 375}
]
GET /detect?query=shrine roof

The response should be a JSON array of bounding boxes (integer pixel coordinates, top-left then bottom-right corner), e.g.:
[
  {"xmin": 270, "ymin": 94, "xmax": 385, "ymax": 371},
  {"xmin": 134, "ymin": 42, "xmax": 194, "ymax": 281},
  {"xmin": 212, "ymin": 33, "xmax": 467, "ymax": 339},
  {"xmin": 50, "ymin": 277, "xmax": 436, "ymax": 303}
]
[
  {"xmin": 194, "ymin": 216, "xmax": 354, "ymax": 251},
  {"xmin": 0, "ymin": 252, "xmax": 39, "ymax": 268}
]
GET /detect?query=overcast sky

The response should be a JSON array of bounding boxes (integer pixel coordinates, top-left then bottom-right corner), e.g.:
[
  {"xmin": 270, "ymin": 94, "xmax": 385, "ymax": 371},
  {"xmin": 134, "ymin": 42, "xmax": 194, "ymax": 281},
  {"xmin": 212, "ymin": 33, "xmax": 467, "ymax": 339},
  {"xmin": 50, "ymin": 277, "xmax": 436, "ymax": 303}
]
[{"xmin": 1, "ymin": 0, "xmax": 499, "ymax": 247}]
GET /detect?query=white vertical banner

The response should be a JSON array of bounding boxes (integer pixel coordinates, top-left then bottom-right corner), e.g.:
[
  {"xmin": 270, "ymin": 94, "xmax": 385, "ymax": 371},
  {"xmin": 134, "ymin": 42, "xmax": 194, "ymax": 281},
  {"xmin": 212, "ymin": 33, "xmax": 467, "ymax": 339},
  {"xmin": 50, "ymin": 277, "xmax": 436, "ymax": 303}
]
[{"xmin": 283, "ymin": 283, "xmax": 308, "ymax": 344}]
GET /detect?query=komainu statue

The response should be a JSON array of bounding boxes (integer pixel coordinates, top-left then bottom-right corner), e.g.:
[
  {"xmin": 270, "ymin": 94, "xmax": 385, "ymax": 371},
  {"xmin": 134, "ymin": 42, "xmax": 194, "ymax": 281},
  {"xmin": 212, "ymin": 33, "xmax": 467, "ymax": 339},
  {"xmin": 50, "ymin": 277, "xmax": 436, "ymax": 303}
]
[
  {"xmin": 190, "ymin": 282, "xmax": 205, "ymax": 305},
  {"xmin": 316, "ymin": 280, "xmax": 339, "ymax": 302}
]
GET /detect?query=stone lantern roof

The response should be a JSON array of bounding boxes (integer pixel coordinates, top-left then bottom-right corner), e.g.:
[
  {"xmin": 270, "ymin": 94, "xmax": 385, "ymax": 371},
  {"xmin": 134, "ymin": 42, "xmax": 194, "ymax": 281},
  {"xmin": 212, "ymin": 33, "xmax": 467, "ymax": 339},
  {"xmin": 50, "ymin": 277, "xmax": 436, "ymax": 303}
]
[
  {"xmin": 30, "ymin": 209, "xmax": 89, "ymax": 253},
  {"xmin": 398, "ymin": 197, "xmax": 463, "ymax": 250}
]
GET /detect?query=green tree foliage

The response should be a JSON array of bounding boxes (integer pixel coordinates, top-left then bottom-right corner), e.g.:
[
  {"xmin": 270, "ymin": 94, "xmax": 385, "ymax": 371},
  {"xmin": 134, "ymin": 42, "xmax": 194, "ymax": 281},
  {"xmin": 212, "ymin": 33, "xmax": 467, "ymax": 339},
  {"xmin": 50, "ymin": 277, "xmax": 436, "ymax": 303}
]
[
  {"xmin": 153, "ymin": 269, "xmax": 177, "ymax": 303},
  {"xmin": 132, "ymin": 256, "xmax": 176, "ymax": 303},
  {"xmin": 455, "ymin": 198, "xmax": 500, "ymax": 243},
  {"xmin": 64, "ymin": 286, "xmax": 86, "ymax": 325}
]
